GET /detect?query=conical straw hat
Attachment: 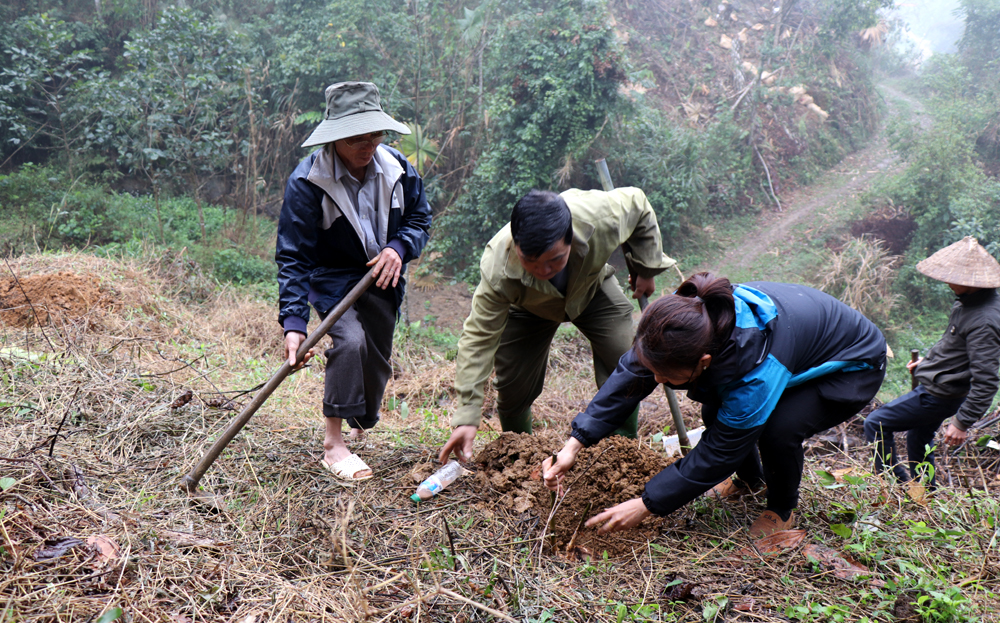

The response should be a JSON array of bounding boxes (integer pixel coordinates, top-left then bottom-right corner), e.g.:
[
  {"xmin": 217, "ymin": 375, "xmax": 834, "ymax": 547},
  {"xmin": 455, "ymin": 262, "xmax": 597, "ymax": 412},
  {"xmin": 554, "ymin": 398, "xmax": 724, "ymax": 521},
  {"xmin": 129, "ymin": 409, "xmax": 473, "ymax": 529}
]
[{"xmin": 916, "ymin": 236, "xmax": 1000, "ymax": 288}]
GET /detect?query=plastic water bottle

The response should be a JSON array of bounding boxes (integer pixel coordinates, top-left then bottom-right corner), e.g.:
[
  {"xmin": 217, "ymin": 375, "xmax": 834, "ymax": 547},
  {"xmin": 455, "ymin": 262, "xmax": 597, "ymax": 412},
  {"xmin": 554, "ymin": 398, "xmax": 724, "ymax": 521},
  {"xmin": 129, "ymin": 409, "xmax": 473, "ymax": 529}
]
[{"xmin": 411, "ymin": 460, "xmax": 464, "ymax": 502}]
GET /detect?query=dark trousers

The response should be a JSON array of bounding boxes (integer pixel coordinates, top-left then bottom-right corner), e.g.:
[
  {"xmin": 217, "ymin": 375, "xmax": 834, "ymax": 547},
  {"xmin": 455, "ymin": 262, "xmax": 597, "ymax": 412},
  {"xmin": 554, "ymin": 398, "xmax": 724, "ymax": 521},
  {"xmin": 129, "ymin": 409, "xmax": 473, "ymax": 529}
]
[
  {"xmin": 493, "ymin": 275, "xmax": 637, "ymax": 436},
  {"xmin": 863, "ymin": 385, "xmax": 965, "ymax": 484},
  {"xmin": 707, "ymin": 368, "xmax": 883, "ymax": 513},
  {"xmin": 321, "ymin": 285, "xmax": 397, "ymax": 430}
]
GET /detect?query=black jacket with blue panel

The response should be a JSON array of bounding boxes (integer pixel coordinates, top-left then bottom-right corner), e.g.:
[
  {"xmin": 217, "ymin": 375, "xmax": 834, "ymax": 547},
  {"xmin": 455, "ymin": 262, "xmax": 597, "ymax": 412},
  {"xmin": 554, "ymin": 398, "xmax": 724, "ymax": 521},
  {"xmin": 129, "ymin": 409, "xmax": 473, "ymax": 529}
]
[
  {"xmin": 570, "ymin": 282, "xmax": 886, "ymax": 516},
  {"xmin": 276, "ymin": 145, "xmax": 432, "ymax": 334}
]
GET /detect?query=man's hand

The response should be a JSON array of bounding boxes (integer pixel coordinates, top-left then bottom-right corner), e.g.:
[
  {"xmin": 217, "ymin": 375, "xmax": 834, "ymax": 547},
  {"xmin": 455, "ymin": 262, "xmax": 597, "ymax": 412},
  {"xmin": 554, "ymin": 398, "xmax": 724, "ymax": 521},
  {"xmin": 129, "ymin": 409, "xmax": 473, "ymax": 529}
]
[
  {"xmin": 542, "ymin": 437, "xmax": 584, "ymax": 491},
  {"xmin": 906, "ymin": 356, "xmax": 924, "ymax": 373},
  {"xmin": 367, "ymin": 247, "xmax": 403, "ymax": 289},
  {"xmin": 585, "ymin": 497, "xmax": 652, "ymax": 535},
  {"xmin": 439, "ymin": 425, "xmax": 478, "ymax": 463},
  {"xmin": 629, "ymin": 274, "xmax": 656, "ymax": 300},
  {"xmin": 943, "ymin": 422, "xmax": 968, "ymax": 446},
  {"xmin": 284, "ymin": 331, "xmax": 315, "ymax": 369}
]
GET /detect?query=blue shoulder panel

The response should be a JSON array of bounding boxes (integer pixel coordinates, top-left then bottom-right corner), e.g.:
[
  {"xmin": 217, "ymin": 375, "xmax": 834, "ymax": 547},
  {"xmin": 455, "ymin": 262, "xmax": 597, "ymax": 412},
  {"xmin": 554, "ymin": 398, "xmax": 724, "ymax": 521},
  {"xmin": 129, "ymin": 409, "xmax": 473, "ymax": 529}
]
[
  {"xmin": 787, "ymin": 360, "xmax": 873, "ymax": 387},
  {"xmin": 717, "ymin": 354, "xmax": 791, "ymax": 428},
  {"xmin": 732, "ymin": 285, "xmax": 778, "ymax": 330}
]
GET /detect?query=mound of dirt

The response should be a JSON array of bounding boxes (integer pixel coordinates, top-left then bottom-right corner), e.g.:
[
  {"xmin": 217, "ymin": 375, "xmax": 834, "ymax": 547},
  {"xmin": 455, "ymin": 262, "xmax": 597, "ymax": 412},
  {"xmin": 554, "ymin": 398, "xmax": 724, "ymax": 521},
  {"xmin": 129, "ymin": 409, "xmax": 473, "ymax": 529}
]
[
  {"xmin": 0, "ymin": 271, "xmax": 119, "ymax": 327},
  {"xmin": 849, "ymin": 210, "xmax": 916, "ymax": 255},
  {"xmin": 473, "ymin": 431, "xmax": 676, "ymax": 556}
]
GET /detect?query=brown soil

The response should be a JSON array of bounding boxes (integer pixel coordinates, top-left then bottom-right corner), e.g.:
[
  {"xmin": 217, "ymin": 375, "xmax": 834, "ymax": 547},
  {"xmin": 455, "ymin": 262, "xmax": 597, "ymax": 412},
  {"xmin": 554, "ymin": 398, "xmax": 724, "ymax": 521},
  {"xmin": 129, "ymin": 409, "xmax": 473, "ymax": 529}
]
[
  {"xmin": 472, "ymin": 431, "xmax": 676, "ymax": 556},
  {"xmin": 849, "ymin": 207, "xmax": 916, "ymax": 255},
  {"xmin": 401, "ymin": 278, "xmax": 473, "ymax": 334},
  {"xmin": 0, "ymin": 271, "xmax": 119, "ymax": 327}
]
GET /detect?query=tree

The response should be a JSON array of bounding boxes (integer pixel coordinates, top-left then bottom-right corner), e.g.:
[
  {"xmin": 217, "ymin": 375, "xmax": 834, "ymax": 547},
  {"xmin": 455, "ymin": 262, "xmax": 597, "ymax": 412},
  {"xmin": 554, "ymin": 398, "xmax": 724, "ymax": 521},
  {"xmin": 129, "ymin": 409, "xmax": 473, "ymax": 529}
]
[
  {"xmin": 433, "ymin": 0, "xmax": 628, "ymax": 275},
  {"xmin": 0, "ymin": 13, "xmax": 99, "ymax": 173},
  {"xmin": 86, "ymin": 7, "xmax": 258, "ymax": 237}
]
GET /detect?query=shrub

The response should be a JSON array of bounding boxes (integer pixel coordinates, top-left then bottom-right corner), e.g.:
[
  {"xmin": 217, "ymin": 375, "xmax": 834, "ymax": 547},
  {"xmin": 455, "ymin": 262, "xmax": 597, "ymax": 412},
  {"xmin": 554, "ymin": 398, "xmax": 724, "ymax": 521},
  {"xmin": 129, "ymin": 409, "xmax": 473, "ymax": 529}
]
[{"xmin": 212, "ymin": 248, "xmax": 275, "ymax": 285}]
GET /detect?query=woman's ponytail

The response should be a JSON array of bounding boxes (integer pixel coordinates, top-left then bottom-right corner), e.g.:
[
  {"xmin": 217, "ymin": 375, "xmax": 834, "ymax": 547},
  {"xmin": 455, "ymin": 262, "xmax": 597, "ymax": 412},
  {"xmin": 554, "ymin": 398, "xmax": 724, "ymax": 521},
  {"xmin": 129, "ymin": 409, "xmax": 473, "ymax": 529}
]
[{"xmin": 635, "ymin": 272, "xmax": 736, "ymax": 374}]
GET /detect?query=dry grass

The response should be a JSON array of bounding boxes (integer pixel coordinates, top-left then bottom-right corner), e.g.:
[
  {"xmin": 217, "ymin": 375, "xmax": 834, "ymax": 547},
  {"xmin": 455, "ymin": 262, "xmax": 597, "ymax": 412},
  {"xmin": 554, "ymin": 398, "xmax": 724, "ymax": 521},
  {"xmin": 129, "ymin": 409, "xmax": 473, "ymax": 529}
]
[
  {"xmin": 2, "ymin": 253, "xmax": 999, "ymax": 622},
  {"xmin": 819, "ymin": 236, "xmax": 902, "ymax": 325}
]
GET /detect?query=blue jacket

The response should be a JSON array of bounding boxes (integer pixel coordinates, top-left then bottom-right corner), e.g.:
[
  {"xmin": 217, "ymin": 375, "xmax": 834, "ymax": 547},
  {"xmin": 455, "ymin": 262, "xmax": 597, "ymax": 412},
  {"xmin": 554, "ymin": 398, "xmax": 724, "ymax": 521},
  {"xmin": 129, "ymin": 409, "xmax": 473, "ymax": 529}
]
[
  {"xmin": 276, "ymin": 145, "xmax": 432, "ymax": 333},
  {"xmin": 570, "ymin": 282, "xmax": 886, "ymax": 515}
]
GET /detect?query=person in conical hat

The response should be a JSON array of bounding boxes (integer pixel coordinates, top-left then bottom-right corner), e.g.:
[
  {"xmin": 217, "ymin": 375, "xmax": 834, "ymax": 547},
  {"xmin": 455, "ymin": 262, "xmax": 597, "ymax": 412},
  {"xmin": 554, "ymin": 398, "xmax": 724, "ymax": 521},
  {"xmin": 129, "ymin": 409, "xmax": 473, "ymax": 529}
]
[
  {"xmin": 276, "ymin": 82, "xmax": 431, "ymax": 481},
  {"xmin": 865, "ymin": 237, "xmax": 1000, "ymax": 485}
]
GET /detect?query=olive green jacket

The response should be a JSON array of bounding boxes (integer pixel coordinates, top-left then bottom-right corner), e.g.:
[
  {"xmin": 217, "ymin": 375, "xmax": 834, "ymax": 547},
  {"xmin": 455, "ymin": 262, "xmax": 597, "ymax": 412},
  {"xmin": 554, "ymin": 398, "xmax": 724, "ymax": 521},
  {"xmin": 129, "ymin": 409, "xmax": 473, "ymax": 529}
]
[{"xmin": 451, "ymin": 187, "xmax": 676, "ymax": 428}]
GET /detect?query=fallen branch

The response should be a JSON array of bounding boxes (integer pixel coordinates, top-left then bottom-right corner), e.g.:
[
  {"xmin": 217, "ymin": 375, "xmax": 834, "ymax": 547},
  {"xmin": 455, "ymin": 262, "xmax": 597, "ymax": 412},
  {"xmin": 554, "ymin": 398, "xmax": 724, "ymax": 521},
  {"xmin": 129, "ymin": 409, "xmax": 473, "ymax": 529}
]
[
  {"xmin": 754, "ymin": 143, "xmax": 782, "ymax": 212},
  {"xmin": 439, "ymin": 588, "xmax": 517, "ymax": 623},
  {"xmin": 49, "ymin": 387, "xmax": 81, "ymax": 458}
]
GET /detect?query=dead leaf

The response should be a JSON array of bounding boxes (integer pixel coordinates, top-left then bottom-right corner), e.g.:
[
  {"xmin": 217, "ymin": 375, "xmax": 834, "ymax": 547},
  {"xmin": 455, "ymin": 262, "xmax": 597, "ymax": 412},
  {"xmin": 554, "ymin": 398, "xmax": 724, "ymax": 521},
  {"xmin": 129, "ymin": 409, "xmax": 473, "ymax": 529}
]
[
  {"xmin": 33, "ymin": 537, "xmax": 84, "ymax": 561},
  {"xmin": 719, "ymin": 34, "xmax": 732, "ymax": 49},
  {"xmin": 87, "ymin": 535, "xmax": 121, "ymax": 564},
  {"xmin": 203, "ymin": 396, "xmax": 236, "ymax": 410},
  {"xmin": 831, "ymin": 467, "xmax": 855, "ymax": 482},
  {"xmin": 752, "ymin": 23, "xmax": 765, "ymax": 31},
  {"xmin": 704, "ymin": 17, "xmax": 717, "ymax": 27},
  {"xmin": 907, "ymin": 481, "xmax": 928, "ymax": 505},
  {"xmin": 170, "ymin": 389, "xmax": 193, "ymax": 409},
  {"xmin": 738, "ymin": 28, "xmax": 748, "ymax": 43},
  {"xmin": 734, "ymin": 597, "xmax": 756, "ymax": 612},
  {"xmin": 168, "ymin": 614, "xmax": 191, "ymax": 623},
  {"xmin": 747, "ymin": 529, "xmax": 807, "ymax": 555},
  {"xmin": 802, "ymin": 543, "xmax": 883, "ymax": 585},
  {"xmin": 158, "ymin": 530, "xmax": 224, "ymax": 548}
]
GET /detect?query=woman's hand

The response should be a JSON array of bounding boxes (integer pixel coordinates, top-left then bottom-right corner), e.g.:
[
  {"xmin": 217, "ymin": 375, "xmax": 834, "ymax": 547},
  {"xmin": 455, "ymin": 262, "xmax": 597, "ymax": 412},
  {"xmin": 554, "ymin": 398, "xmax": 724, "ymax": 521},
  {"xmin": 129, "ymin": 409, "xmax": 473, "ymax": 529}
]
[
  {"xmin": 542, "ymin": 437, "xmax": 584, "ymax": 491},
  {"xmin": 585, "ymin": 498, "xmax": 652, "ymax": 535},
  {"xmin": 943, "ymin": 422, "xmax": 968, "ymax": 446}
]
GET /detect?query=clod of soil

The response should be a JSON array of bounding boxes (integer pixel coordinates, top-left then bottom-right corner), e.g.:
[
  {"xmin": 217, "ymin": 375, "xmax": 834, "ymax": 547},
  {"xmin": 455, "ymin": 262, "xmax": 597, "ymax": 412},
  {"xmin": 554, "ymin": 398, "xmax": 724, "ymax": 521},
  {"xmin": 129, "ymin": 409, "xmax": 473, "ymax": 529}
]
[
  {"xmin": 473, "ymin": 431, "xmax": 676, "ymax": 556},
  {"xmin": 0, "ymin": 271, "xmax": 118, "ymax": 327}
]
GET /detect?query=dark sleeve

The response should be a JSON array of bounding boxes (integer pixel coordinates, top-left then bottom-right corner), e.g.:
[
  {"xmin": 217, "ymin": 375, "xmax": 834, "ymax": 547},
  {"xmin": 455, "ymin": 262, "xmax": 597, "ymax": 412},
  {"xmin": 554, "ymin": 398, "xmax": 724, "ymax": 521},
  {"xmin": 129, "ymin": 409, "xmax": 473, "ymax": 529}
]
[
  {"xmin": 570, "ymin": 349, "xmax": 659, "ymax": 446},
  {"xmin": 275, "ymin": 171, "xmax": 323, "ymax": 330},
  {"xmin": 955, "ymin": 322, "xmax": 1000, "ymax": 430},
  {"xmin": 386, "ymin": 158, "xmax": 432, "ymax": 263},
  {"xmin": 641, "ymin": 420, "xmax": 765, "ymax": 516}
]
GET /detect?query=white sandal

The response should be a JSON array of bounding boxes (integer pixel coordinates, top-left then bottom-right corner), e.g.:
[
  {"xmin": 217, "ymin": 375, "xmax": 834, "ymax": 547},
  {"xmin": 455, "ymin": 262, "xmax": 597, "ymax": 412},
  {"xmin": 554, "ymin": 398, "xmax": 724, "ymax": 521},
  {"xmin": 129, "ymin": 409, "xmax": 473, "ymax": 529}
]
[{"xmin": 321, "ymin": 453, "xmax": 373, "ymax": 481}]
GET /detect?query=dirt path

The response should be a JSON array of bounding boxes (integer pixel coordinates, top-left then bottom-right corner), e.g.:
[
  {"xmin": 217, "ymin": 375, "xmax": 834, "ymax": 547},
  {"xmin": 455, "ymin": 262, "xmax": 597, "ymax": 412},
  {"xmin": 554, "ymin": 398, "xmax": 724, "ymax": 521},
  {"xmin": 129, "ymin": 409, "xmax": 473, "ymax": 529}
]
[{"xmin": 696, "ymin": 82, "xmax": 926, "ymax": 281}]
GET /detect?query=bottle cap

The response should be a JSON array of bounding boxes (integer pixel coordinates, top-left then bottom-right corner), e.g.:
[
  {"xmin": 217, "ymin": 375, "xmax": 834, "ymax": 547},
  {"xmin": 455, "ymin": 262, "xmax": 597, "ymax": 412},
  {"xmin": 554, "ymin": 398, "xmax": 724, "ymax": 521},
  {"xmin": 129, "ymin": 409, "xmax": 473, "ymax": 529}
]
[{"xmin": 410, "ymin": 493, "xmax": 422, "ymax": 503}]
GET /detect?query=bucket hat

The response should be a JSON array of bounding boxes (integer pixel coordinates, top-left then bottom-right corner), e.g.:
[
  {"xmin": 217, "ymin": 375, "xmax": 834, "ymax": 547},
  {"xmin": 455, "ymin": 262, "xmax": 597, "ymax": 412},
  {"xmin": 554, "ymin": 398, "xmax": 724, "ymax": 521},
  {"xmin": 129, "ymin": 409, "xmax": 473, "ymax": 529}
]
[
  {"xmin": 301, "ymin": 81, "xmax": 410, "ymax": 148},
  {"xmin": 916, "ymin": 236, "xmax": 1000, "ymax": 288}
]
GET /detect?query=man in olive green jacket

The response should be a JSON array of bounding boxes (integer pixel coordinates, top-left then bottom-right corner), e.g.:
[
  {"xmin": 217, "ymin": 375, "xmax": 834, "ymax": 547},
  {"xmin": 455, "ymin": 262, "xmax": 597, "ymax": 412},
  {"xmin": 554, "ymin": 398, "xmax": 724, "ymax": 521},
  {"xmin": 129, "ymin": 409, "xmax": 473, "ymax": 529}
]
[{"xmin": 439, "ymin": 187, "xmax": 675, "ymax": 463}]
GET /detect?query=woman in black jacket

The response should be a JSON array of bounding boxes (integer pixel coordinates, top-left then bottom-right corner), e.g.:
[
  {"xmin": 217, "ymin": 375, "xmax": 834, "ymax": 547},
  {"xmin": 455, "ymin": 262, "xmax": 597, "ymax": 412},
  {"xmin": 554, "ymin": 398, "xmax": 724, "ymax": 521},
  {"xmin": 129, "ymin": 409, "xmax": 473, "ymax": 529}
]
[{"xmin": 543, "ymin": 273, "xmax": 887, "ymax": 537}]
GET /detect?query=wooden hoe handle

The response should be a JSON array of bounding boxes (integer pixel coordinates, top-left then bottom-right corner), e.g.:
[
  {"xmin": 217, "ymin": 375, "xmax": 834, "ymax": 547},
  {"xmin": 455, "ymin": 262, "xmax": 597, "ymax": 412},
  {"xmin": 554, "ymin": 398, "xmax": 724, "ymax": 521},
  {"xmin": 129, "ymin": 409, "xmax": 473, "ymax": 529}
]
[{"xmin": 180, "ymin": 270, "xmax": 376, "ymax": 494}]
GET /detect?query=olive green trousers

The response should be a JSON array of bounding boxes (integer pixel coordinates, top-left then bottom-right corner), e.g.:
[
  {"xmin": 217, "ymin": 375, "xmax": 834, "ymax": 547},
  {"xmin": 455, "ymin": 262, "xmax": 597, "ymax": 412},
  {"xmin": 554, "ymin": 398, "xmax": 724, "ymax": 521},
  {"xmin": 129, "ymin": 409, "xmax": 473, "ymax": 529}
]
[{"xmin": 493, "ymin": 276, "xmax": 639, "ymax": 438}]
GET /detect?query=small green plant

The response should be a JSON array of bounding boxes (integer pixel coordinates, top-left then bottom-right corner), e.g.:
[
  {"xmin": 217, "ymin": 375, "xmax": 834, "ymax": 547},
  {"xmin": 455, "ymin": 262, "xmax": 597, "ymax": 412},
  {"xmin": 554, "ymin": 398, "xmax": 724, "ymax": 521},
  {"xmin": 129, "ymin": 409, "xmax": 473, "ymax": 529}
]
[
  {"xmin": 911, "ymin": 586, "xmax": 973, "ymax": 623},
  {"xmin": 702, "ymin": 595, "xmax": 728, "ymax": 621},
  {"xmin": 784, "ymin": 598, "xmax": 851, "ymax": 622}
]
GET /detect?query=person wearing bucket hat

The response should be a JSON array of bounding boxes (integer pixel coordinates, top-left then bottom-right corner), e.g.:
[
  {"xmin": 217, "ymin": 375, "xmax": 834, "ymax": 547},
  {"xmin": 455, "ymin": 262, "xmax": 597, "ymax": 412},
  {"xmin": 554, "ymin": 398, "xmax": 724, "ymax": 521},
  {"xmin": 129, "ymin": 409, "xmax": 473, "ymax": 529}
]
[
  {"xmin": 276, "ymin": 81, "xmax": 431, "ymax": 481},
  {"xmin": 865, "ymin": 237, "xmax": 1000, "ymax": 486}
]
